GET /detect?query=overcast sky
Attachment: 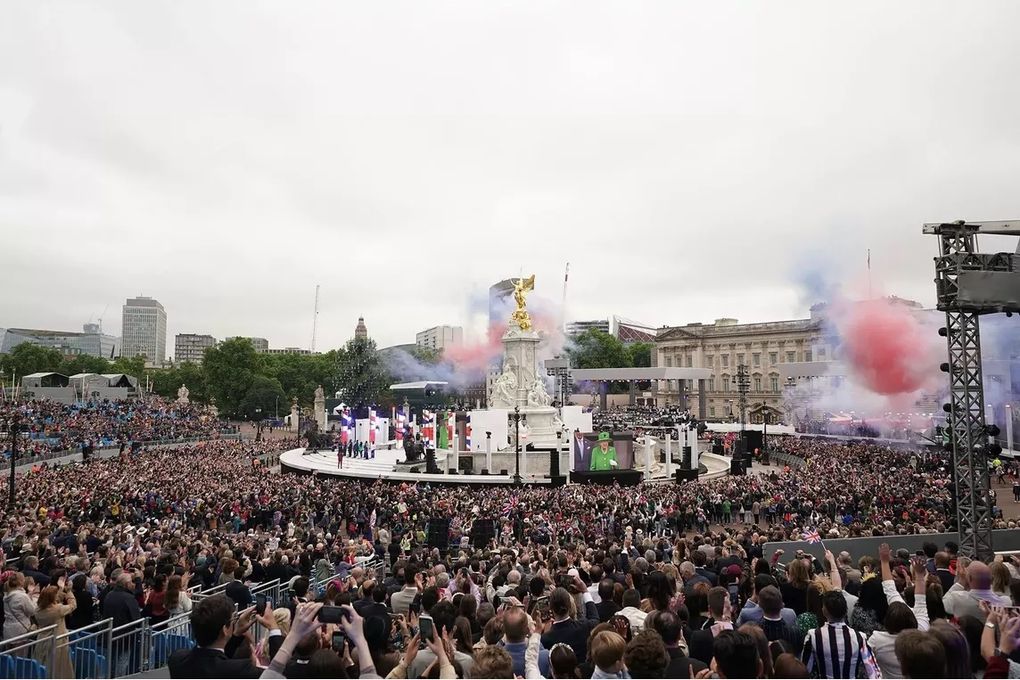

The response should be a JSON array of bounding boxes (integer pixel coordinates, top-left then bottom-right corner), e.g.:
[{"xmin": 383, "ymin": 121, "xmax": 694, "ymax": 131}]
[{"xmin": 2, "ymin": 1, "xmax": 1019, "ymax": 354}]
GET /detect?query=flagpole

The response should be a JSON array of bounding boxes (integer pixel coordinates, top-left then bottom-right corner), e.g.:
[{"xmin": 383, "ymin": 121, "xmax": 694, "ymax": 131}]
[{"xmin": 867, "ymin": 249, "xmax": 872, "ymax": 299}]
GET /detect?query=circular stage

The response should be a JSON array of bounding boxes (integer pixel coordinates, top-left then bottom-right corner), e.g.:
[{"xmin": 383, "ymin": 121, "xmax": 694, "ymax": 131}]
[{"xmin": 278, "ymin": 446, "xmax": 733, "ymax": 486}]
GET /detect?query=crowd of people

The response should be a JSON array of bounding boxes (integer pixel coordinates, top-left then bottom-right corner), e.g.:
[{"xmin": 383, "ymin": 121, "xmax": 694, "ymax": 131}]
[
  {"xmin": 592, "ymin": 406, "xmax": 700, "ymax": 432},
  {"xmin": 2, "ymin": 403, "xmax": 1020, "ymax": 678},
  {"xmin": 1, "ymin": 397, "xmax": 229, "ymax": 460}
]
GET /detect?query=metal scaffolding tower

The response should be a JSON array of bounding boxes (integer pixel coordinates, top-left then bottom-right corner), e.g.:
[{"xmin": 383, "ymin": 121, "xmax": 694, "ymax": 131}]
[{"xmin": 925, "ymin": 220, "xmax": 1020, "ymax": 560}]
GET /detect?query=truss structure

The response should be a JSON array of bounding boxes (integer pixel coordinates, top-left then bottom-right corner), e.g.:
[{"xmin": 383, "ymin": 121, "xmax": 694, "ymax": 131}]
[{"xmin": 926, "ymin": 220, "xmax": 1020, "ymax": 559}]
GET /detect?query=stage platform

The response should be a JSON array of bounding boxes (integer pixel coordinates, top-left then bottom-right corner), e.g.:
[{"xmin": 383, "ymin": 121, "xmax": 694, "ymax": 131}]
[
  {"xmin": 278, "ymin": 447, "xmax": 553, "ymax": 486},
  {"xmin": 278, "ymin": 447, "xmax": 733, "ymax": 486}
]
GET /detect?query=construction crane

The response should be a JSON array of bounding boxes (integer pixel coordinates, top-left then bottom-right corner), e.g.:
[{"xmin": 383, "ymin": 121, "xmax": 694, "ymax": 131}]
[{"xmin": 311, "ymin": 285, "xmax": 320, "ymax": 353}]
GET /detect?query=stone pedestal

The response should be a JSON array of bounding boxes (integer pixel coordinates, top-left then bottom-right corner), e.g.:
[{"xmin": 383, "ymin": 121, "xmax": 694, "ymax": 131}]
[{"xmin": 314, "ymin": 390, "xmax": 327, "ymax": 432}]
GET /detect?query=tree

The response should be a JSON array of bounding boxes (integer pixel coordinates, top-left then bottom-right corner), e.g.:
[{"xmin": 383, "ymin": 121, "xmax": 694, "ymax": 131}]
[
  {"xmin": 567, "ymin": 329, "xmax": 630, "ymax": 369},
  {"xmin": 238, "ymin": 375, "xmax": 286, "ymax": 421},
  {"xmin": 61, "ymin": 354, "xmax": 112, "ymax": 376},
  {"xmin": 261, "ymin": 351, "xmax": 332, "ymax": 406},
  {"xmin": 108, "ymin": 355, "xmax": 146, "ymax": 377},
  {"xmin": 0, "ymin": 343, "xmax": 65, "ymax": 378},
  {"xmin": 332, "ymin": 337, "xmax": 390, "ymax": 407},
  {"xmin": 627, "ymin": 342, "xmax": 653, "ymax": 368},
  {"xmin": 203, "ymin": 337, "xmax": 260, "ymax": 417}
]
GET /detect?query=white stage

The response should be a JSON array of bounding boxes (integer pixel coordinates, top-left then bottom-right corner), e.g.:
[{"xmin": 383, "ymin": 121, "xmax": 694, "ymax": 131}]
[{"xmin": 278, "ymin": 446, "xmax": 733, "ymax": 485}]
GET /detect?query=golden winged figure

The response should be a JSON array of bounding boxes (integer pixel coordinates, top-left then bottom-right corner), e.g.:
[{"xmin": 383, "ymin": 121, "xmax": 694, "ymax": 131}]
[{"xmin": 510, "ymin": 274, "xmax": 536, "ymax": 331}]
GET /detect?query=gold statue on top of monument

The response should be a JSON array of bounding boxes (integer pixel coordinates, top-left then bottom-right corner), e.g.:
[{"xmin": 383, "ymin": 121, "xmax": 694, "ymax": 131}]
[{"xmin": 510, "ymin": 274, "xmax": 536, "ymax": 331}]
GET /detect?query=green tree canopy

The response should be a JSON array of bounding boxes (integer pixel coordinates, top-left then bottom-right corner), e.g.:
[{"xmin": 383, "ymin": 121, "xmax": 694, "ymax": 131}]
[
  {"xmin": 333, "ymin": 337, "xmax": 390, "ymax": 407},
  {"xmin": 567, "ymin": 329, "xmax": 630, "ymax": 369},
  {"xmin": 203, "ymin": 337, "xmax": 260, "ymax": 417},
  {"xmin": 0, "ymin": 343, "xmax": 65, "ymax": 378},
  {"xmin": 238, "ymin": 375, "xmax": 287, "ymax": 421}
]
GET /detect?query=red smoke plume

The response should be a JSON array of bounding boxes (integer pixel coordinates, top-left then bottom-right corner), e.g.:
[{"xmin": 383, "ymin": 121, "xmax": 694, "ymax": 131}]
[{"xmin": 837, "ymin": 298, "xmax": 938, "ymax": 395}]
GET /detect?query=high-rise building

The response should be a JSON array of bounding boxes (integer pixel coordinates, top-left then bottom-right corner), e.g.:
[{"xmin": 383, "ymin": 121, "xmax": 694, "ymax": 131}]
[
  {"xmin": 0, "ymin": 324, "xmax": 119, "ymax": 359},
  {"xmin": 355, "ymin": 316, "xmax": 368, "ymax": 341},
  {"xmin": 415, "ymin": 325, "xmax": 463, "ymax": 352},
  {"xmin": 121, "ymin": 296, "xmax": 167, "ymax": 366},
  {"xmin": 174, "ymin": 333, "xmax": 217, "ymax": 364}
]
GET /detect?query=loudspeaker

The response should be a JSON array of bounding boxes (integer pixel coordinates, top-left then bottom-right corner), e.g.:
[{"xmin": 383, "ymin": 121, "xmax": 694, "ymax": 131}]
[
  {"xmin": 549, "ymin": 449, "xmax": 560, "ymax": 477},
  {"xmin": 745, "ymin": 430, "xmax": 763, "ymax": 453},
  {"xmin": 712, "ymin": 438, "xmax": 723, "ymax": 455},
  {"xmin": 500, "ymin": 469, "xmax": 509, "ymax": 476},
  {"xmin": 733, "ymin": 437, "xmax": 746, "ymax": 456},
  {"xmin": 675, "ymin": 468, "xmax": 699, "ymax": 482},
  {"xmin": 428, "ymin": 518, "xmax": 451, "ymax": 550},
  {"xmin": 470, "ymin": 519, "xmax": 497, "ymax": 550},
  {"xmin": 729, "ymin": 459, "xmax": 745, "ymax": 476},
  {"xmin": 459, "ymin": 457, "xmax": 474, "ymax": 474},
  {"xmin": 682, "ymin": 446, "xmax": 692, "ymax": 469},
  {"xmin": 549, "ymin": 475, "xmax": 568, "ymax": 487},
  {"xmin": 480, "ymin": 468, "xmax": 489, "ymax": 476},
  {"xmin": 425, "ymin": 448, "xmax": 439, "ymax": 474}
]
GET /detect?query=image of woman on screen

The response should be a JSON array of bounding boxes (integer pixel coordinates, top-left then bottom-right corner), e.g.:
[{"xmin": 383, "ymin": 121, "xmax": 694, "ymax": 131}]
[{"xmin": 590, "ymin": 432, "xmax": 619, "ymax": 470}]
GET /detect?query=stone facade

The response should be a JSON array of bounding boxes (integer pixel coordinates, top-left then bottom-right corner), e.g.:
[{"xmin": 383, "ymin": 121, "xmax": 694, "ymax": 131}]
[{"xmin": 655, "ymin": 313, "xmax": 834, "ymax": 422}]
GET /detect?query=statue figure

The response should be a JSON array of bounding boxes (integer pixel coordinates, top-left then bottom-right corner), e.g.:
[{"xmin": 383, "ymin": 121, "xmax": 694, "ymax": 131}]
[
  {"xmin": 491, "ymin": 366, "xmax": 518, "ymax": 408},
  {"xmin": 510, "ymin": 274, "xmax": 536, "ymax": 332},
  {"xmin": 314, "ymin": 385, "xmax": 325, "ymax": 402},
  {"xmin": 176, "ymin": 384, "xmax": 190, "ymax": 404},
  {"xmin": 527, "ymin": 378, "xmax": 552, "ymax": 407}
]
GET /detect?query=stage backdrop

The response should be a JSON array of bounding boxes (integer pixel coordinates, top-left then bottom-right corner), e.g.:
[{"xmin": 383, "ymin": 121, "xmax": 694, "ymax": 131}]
[{"xmin": 573, "ymin": 432, "xmax": 635, "ymax": 471}]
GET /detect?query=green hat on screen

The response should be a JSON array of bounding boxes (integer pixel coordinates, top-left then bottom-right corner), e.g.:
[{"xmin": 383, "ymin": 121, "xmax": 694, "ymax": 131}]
[{"xmin": 597, "ymin": 432, "xmax": 611, "ymax": 442}]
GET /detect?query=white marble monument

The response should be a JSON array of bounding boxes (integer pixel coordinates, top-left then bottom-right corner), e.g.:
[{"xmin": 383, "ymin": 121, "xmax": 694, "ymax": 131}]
[{"xmin": 488, "ymin": 275, "xmax": 563, "ymax": 447}]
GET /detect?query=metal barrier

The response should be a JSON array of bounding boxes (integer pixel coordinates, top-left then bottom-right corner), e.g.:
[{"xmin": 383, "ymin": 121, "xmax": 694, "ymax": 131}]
[
  {"xmin": 56, "ymin": 619, "xmax": 113, "ymax": 679},
  {"xmin": 109, "ymin": 618, "xmax": 147, "ymax": 678},
  {"xmin": 148, "ymin": 613, "xmax": 194, "ymax": 672},
  {"xmin": 189, "ymin": 581, "xmax": 229, "ymax": 602},
  {"xmin": 0, "ymin": 624, "xmax": 57, "ymax": 679}
]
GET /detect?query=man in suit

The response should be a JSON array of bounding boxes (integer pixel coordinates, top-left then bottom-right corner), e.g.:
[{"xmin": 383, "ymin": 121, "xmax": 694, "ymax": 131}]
[
  {"xmin": 540, "ymin": 586, "xmax": 600, "ymax": 661},
  {"xmin": 651, "ymin": 610, "xmax": 707, "ymax": 678},
  {"xmin": 595, "ymin": 579, "xmax": 621, "ymax": 622},
  {"xmin": 223, "ymin": 563, "xmax": 252, "ymax": 610},
  {"xmin": 169, "ymin": 595, "xmax": 281, "ymax": 679},
  {"xmin": 934, "ymin": 551, "xmax": 956, "ymax": 593},
  {"xmin": 688, "ymin": 587, "xmax": 732, "ymax": 666}
]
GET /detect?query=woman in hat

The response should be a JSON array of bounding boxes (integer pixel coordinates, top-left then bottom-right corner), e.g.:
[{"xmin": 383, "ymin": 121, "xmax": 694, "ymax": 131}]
[{"xmin": 590, "ymin": 432, "xmax": 618, "ymax": 471}]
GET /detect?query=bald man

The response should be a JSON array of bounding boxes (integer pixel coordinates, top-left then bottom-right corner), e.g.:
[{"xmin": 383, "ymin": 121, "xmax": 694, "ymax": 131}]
[{"xmin": 943, "ymin": 560, "xmax": 1011, "ymax": 622}]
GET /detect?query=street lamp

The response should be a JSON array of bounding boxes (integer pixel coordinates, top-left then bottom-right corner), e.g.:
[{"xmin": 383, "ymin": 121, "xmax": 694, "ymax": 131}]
[
  {"xmin": 255, "ymin": 407, "xmax": 263, "ymax": 441},
  {"xmin": 512, "ymin": 405, "xmax": 522, "ymax": 485},
  {"xmin": 2, "ymin": 408, "xmax": 21, "ymax": 511}
]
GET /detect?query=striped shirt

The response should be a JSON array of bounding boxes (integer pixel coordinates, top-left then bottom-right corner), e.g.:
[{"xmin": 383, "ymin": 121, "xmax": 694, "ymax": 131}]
[{"xmin": 802, "ymin": 621, "xmax": 881, "ymax": 679}]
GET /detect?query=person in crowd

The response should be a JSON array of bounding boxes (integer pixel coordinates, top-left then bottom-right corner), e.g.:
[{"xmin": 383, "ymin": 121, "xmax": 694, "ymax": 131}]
[
  {"xmin": 2, "ymin": 571, "xmax": 37, "ymax": 640},
  {"xmin": 648, "ymin": 609, "xmax": 706, "ymax": 677},
  {"xmin": 165, "ymin": 574, "xmax": 193, "ymax": 617},
  {"xmin": 942, "ymin": 559, "xmax": 1011, "ymax": 621},
  {"xmin": 168, "ymin": 595, "xmax": 281, "ymax": 678},
  {"xmin": 893, "ymin": 630, "xmax": 946, "ymax": 679},
  {"xmin": 712, "ymin": 630, "xmax": 763, "ymax": 679},
  {"xmin": 33, "ymin": 581, "xmax": 77, "ymax": 679},
  {"xmin": 541, "ymin": 586, "xmax": 600, "ymax": 661},
  {"xmin": 801, "ymin": 591, "xmax": 879, "ymax": 679},
  {"xmin": 623, "ymin": 629, "xmax": 670, "ymax": 679},
  {"xmin": 67, "ymin": 572, "xmax": 96, "ymax": 630},
  {"xmin": 589, "ymin": 630, "xmax": 628, "ymax": 679}
]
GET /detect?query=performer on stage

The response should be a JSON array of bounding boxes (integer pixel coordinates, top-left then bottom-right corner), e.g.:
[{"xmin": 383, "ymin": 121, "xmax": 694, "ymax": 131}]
[{"xmin": 590, "ymin": 432, "xmax": 618, "ymax": 471}]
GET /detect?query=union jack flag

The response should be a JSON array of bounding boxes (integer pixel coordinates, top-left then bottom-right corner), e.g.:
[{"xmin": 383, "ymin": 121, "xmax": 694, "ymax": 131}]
[
  {"xmin": 502, "ymin": 495, "xmax": 519, "ymax": 515},
  {"xmin": 802, "ymin": 529, "xmax": 822, "ymax": 544}
]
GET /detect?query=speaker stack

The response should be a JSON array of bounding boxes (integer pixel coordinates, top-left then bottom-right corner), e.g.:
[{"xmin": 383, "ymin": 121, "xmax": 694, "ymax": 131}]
[{"xmin": 428, "ymin": 518, "xmax": 451, "ymax": 550}]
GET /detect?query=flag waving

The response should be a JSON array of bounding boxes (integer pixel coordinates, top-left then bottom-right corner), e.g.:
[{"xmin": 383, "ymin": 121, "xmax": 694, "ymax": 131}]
[{"xmin": 802, "ymin": 529, "xmax": 822, "ymax": 544}]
